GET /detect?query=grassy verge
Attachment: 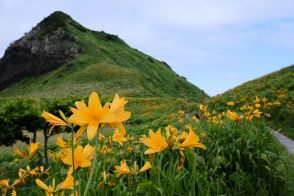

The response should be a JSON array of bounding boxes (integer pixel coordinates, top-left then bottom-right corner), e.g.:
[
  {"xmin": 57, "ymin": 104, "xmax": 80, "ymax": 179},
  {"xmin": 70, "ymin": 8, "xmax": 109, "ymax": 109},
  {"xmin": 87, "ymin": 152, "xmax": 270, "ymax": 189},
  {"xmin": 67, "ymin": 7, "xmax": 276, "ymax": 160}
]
[{"xmin": 0, "ymin": 118, "xmax": 293, "ymax": 195}]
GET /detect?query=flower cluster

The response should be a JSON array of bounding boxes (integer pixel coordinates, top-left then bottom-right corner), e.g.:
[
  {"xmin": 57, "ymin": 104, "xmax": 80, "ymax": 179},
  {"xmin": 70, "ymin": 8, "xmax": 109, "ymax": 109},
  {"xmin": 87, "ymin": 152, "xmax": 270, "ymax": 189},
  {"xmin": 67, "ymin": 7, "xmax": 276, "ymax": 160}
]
[{"xmin": 0, "ymin": 92, "xmax": 207, "ymax": 195}]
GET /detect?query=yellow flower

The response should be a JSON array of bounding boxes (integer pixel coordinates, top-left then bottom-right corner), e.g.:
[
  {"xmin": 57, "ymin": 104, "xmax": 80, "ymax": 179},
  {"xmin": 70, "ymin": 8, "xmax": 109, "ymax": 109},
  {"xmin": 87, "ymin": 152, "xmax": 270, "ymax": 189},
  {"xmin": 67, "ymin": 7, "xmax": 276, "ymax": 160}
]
[
  {"xmin": 114, "ymin": 160, "xmax": 152, "ymax": 176},
  {"xmin": 0, "ymin": 178, "xmax": 23, "ymax": 195},
  {"xmin": 114, "ymin": 159, "xmax": 131, "ymax": 176},
  {"xmin": 62, "ymin": 145, "xmax": 93, "ymax": 169},
  {"xmin": 112, "ymin": 129, "xmax": 127, "ymax": 145},
  {"xmin": 0, "ymin": 179, "xmax": 10, "ymax": 195},
  {"xmin": 27, "ymin": 142, "xmax": 39, "ymax": 156},
  {"xmin": 165, "ymin": 124, "xmax": 178, "ymax": 134},
  {"xmin": 199, "ymin": 104, "xmax": 207, "ymax": 112},
  {"xmin": 56, "ymin": 137, "xmax": 68, "ymax": 149},
  {"xmin": 178, "ymin": 127, "xmax": 206, "ymax": 150},
  {"xmin": 100, "ymin": 146, "xmax": 112, "ymax": 154},
  {"xmin": 42, "ymin": 111, "xmax": 67, "ymax": 126},
  {"xmin": 192, "ymin": 115, "xmax": 199, "ymax": 122},
  {"xmin": 83, "ymin": 144, "xmax": 95, "ymax": 160},
  {"xmin": 178, "ymin": 110, "xmax": 185, "ymax": 116},
  {"xmin": 140, "ymin": 129, "xmax": 168, "ymax": 154},
  {"xmin": 58, "ymin": 175, "xmax": 74, "ymax": 190},
  {"xmin": 227, "ymin": 101, "xmax": 235, "ymax": 106},
  {"xmin": 15, "ymin": 149, "xmax": 29, "ymax": 160},
  {"xmin": 18, "ymin": 166, "xmax": 39, "ymax": 178},
  {"xmin": 109, "ymin": 94, "xmax": 131, "ymax": 135},
  {"xmin": 35, "ymin": 179, "xmax": 55, "ymax": 196},
  {"xmin": 226, "ymin": 110, "xmax": 241, "ymax": 121},
  {"xmin": 98, "ymin": 171, "xmax": 114, "ymax": 188},
  {"xmin": 0, "ymin": 179, "xmax": 9, "ymax": 188},
  {"xmin": 69, "ymin": 92, "xmax": 130, "ymax": 140},
  {"xmin": 138, "ymin": 161, "xmax": 152, "ymax": 173},
  {"xmin": 255, "ymin": 103, "xmax": 261, "ymax": 108},
  {"xmin": 56, "ymin": 137, "xmax": 79, "ymax": 149},
  {"xmin": 127, "ymin": 146, "xmax": 133, "ymax": 153},
  {"xmin": 253, "ymin": 109, "xmax": 262, "ymax": 118},
  {"xmin": 42, "ymin": 111, "xmax": 68, "ymax": 134},
  {"xmin": 254, "ymin": 96, "xmax": 260, "ymax": 103},
  {"xmin": 15, "ymin": 142, "xmax": 38, "ymax": 160},
  {"xmin": 35, "ymin": 170, "xmax": 75, "ymax": 196},
  {"xmin": 101, "ymin": 171, "xmax": 109, "ymax": 184}
]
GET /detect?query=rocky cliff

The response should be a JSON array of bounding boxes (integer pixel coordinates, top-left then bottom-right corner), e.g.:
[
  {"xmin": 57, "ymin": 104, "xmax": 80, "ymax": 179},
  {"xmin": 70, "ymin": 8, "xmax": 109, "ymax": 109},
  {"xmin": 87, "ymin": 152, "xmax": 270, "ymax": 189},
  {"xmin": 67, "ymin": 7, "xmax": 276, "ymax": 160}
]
[{"xmin": 0, "ymin": 12, "xmax": 79, "ymax": 90}]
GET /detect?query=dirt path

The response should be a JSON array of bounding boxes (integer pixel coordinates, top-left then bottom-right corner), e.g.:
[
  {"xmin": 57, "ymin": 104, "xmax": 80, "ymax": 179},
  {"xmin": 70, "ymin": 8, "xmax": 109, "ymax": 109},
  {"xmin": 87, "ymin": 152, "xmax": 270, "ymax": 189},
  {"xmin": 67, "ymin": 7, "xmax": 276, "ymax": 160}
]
[{"xmin": 267, "ymin": 127, "xmax": 294, "ymax": 155}]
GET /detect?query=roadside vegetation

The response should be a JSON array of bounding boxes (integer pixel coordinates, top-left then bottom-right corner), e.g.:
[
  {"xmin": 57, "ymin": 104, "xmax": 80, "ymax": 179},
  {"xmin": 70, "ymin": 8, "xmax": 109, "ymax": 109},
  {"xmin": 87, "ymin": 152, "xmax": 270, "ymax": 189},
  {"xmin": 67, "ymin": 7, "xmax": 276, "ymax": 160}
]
[{"xmin": 1, "ymin": 92, "xmax": 293, "ymax": 195}]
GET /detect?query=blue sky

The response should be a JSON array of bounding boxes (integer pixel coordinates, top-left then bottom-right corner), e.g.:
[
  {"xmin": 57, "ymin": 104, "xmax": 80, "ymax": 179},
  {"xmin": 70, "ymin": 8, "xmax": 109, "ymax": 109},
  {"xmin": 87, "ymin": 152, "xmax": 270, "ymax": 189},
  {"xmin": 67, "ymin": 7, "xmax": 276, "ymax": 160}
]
[{"xmin": 1, "ymin": 0, "xmax": 294, "ymax": 96}]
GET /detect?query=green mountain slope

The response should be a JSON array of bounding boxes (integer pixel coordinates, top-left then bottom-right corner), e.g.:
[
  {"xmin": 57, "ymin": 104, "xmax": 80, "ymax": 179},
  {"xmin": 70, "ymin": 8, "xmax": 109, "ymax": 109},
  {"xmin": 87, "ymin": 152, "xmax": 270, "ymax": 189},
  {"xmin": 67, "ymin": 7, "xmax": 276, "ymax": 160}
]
[
  {"xmin": 0, "ymin": 11, "xmax": 206, "ymax": 99},
  {"xmin": 207, "ymin": 65, "xmax": 294, "ymax": 138}
]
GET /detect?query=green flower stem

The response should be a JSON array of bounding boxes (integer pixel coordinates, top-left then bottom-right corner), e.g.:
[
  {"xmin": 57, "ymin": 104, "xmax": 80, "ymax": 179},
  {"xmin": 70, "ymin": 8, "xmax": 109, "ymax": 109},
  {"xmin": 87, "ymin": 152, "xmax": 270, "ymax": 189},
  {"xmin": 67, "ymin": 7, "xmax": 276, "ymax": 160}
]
[
  {"xmin": 71, "ymin": 127, "xmax": 76, "ymax": 196},
  {"xmin": 83, "ymin": 131, "xmax": 99, "ymax": 196}
]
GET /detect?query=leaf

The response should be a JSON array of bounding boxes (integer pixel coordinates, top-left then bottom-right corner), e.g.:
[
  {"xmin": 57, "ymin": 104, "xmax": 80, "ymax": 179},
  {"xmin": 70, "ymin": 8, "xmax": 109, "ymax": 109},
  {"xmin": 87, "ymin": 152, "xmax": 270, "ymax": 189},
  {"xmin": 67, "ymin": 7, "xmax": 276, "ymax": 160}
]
[{"xmin": 136, "ymin": 180, "xmax": 162, "ymax": 195}]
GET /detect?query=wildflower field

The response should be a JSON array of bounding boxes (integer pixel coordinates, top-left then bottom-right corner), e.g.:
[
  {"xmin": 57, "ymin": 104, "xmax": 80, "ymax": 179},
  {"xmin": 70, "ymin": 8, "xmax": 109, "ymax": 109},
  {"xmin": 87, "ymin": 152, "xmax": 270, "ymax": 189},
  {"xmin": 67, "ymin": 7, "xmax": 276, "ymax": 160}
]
[
  {"xmin": 207, "ymin": 65, "xmax": 294, "ymax": 139},
  {"xmin": 0, "ymin": 92, "xmax": 293, "ymax": 195}
]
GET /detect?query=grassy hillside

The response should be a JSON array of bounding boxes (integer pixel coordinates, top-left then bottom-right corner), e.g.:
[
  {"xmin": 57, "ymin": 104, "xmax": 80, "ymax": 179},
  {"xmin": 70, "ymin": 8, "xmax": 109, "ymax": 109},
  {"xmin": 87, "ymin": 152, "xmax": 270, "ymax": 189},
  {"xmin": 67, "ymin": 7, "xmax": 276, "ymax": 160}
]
[
  {"xmin": 207, "ymin": 65, "xmax": 294, "ymax": 138},
  {"xmin": 0, "ymin": 11, "xmax": 206, "ymax": 100}
]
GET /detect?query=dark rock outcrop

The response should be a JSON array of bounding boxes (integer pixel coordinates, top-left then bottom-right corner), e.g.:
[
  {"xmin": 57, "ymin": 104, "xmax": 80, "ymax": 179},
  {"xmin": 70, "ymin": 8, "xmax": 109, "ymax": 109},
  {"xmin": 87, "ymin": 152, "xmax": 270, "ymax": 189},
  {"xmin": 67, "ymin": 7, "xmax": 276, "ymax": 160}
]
[{"xmin": 0, "ymin": 15, "xmax": 79, "ymax": 90}]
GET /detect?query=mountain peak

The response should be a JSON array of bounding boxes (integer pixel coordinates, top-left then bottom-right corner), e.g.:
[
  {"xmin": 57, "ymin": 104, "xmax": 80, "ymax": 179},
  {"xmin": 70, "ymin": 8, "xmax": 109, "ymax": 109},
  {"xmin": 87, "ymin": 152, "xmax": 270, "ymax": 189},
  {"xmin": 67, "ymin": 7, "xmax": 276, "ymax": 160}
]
[
  {"xmin": 35, "ymin": 11, "xmax": 86, "ymax": 36},
  {"xmin": 0, "ymin": 11, "xmax": 206, "ymax": 99},
  {"xmin": 39, "ymin": 11, "xmax": 73, "ymax": 26}
]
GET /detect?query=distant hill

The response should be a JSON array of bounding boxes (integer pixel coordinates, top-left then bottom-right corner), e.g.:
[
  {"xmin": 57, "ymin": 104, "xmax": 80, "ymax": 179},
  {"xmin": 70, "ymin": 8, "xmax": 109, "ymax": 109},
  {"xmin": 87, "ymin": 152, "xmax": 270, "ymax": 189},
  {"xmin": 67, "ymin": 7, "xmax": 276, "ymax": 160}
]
[
  {"xmin": 207, "ymin": 65, "xmax": 294, "ymax": 138},
  {"xmin": 0, "ymin": 11, "xmax": 207, "ymax": 99}
]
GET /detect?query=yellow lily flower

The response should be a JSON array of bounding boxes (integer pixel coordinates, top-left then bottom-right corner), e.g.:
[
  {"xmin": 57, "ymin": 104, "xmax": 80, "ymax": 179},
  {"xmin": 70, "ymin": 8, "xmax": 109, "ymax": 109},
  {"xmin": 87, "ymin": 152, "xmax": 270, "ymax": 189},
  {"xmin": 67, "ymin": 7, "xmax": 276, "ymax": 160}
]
[
  {"xmin": 35, "ymin": 168, "xmax": 76, "ymax": 195},
  {"xmin": 226, "ymin": 110, "xmax": 241, "ymax": 121},
  {"xmin": 56, "ymin": 137, "xmax": 68, "ymax": 149},
  {"xmin": 98, "ymin": 171, "xmax": 114, "ymax": 188},
  {"xmin": 253, "ymin": 109, "xmax": 262, "ymax": 118},
  {"xmin": 18, "ymin": 165, "xmax": 39, "ymax": 178},
  {"xmin": 254, "ymin": 96, "xmax": 260, "ymax": 103},
  {"xmin": 227, "ymin": 101, "xmax": 235, "ymax": 106},
  {"xmin": 138, "ymin": 161, "xmax": 152, "ymax": 173},
  {"xmin": 56, "ymin": 137, "xmax": 79, "ymax": 149},
  {"xmin": 58, "ymin": 175, "xmax": 74, "ymax": 190},
  {"xmin": 0, "ymin": 179, "xmax": 21, "ymax": 196},
  {"xmin": 112, "ymin": 129, "xmax": 127, "ymax": 145},
  {"xmin": 27, "ymin": 142, "xmax": 39, "ymax": 156},
  {"xmin": 35, "ymin": 178, "xmax": 55, "ymax": 196},
  {"xmin": 178, "ymin": 128, "xmax": 206, "ymax": 150},
  {"xmin": 83, "ymin": 144, "xmax": 95, "ymax": 160},
  {"xmin": 114, "ymin": 159, "xmax": 131, "ymax": 176},
  {"xmin": 140, "ymin": 129, "xmax": 168, "ymax": 154},
  {"xmin": 69, "ymin": 92, "xmax": 130, "ymax": 140},
  {"xmin": 42, "ymin": 111, "xmax": 68, "ymax": 134},
  {"xmin": 42, "ymin": 111, "xmax": 68, "ymax": 127},
  {"xmin": 255, "ymin": 103, "xmax": 261, "ymax": 108},
  {"xmin": 15, "ymin": 149, "xmax": 29, "ymax": 160},
  {"xmin": 62, "ymin": 145, "xmax": 93, "ymax": 169},
  {"xmin": 35, "ymin": 175, "xmax": 75, "ymax": 195},
  {"xmin": 15, "ymin": 142, "xmax": 38, "ymax": 160},
  {"xmin": 114, "ymin": 160, "xmax": 152, "ymax": 176},
  {"xmin": 0, "ymin": 179, "xmax": 9, "ymax": 188},
  {"xmin": 108, "ymin": 94, "xmax": 131, "ymax": 135}
]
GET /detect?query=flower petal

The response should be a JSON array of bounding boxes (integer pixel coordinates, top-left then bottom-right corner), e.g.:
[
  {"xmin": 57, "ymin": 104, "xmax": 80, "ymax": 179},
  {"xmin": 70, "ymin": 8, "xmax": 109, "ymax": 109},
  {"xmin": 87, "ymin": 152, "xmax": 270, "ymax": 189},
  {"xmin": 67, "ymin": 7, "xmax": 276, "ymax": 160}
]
[{"xmin": 87, "ymin": 124, "xmax": 99, "ymax": 140}]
